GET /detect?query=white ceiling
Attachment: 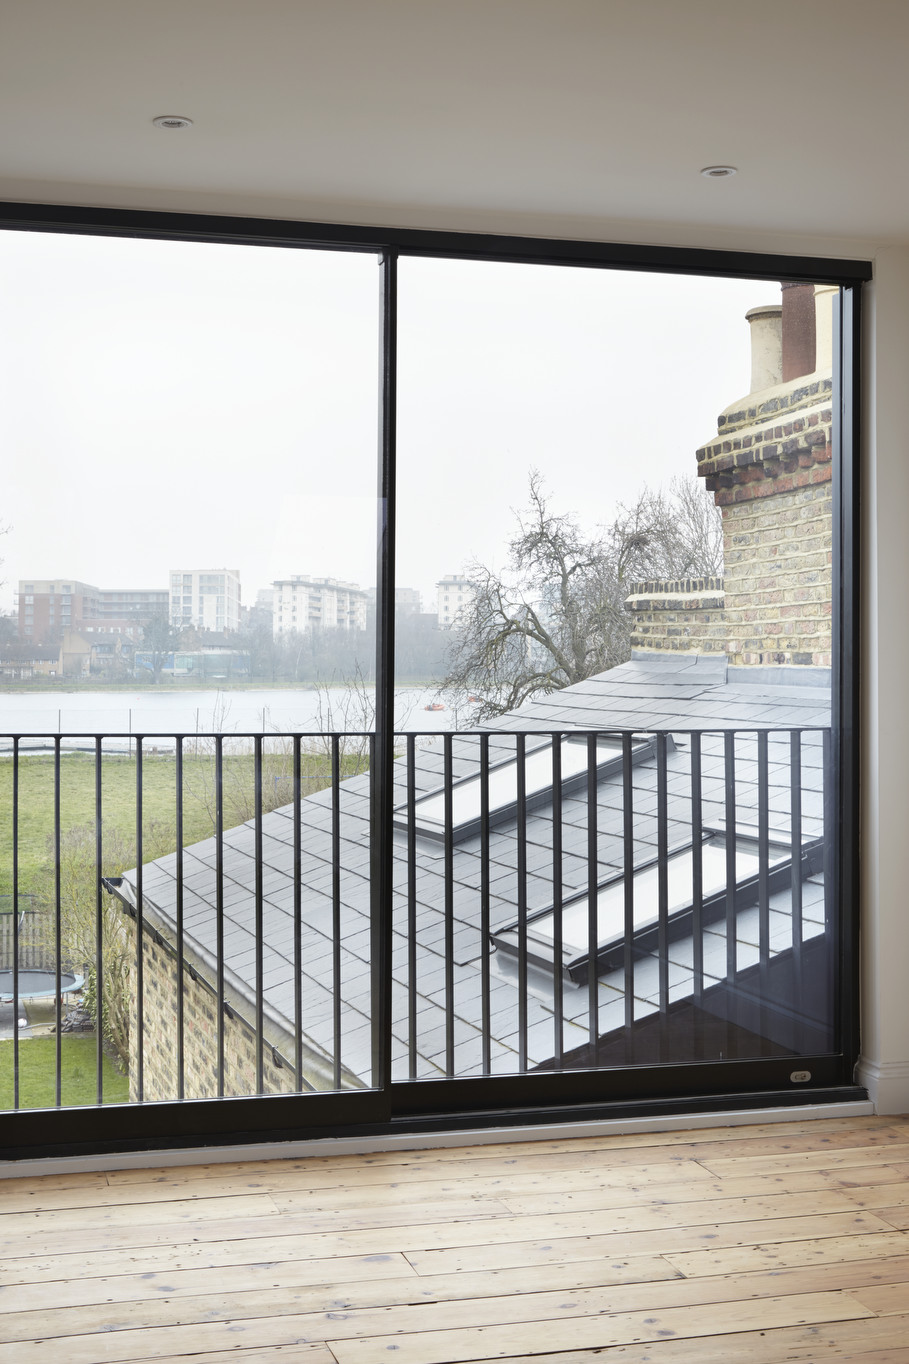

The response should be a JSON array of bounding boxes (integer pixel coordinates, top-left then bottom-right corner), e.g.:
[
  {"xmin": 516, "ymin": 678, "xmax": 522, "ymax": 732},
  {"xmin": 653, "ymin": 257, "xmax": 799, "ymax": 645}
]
[{"xmin": 1, "ymin": 0, "xmax": 906, "ymax": 251}]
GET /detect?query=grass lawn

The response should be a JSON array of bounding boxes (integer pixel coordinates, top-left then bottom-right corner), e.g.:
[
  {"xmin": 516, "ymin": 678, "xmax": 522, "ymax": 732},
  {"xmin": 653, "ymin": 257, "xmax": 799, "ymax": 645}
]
[
  {"xmin": 0, "ymin": 749, "xmax": 365, "ymax": 898},
  {"xmin": 0, "ymin": 1035, "xmax": 129, "ymax": 1107}
]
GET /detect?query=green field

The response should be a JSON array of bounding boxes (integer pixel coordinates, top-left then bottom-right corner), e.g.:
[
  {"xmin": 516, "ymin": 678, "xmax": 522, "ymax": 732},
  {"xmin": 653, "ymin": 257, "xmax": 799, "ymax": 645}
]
[
  {"xmin": 0, "ymin": 748, "xmax": 368, "ymax": 1101},
  {"xmin": 0, "ymin": 1035, "xmax": 129, "ymax": 1108},
  {"xmin": 0, "ymin": 748, "xmax": 362, "ymax": 898}
]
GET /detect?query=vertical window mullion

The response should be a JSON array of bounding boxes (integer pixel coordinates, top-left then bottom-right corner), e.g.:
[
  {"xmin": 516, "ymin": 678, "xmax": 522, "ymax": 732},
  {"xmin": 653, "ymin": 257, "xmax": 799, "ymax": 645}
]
[
  {"xmin": 831, "ymin": 284, "xmax": 861, "ymax": 1065},
  {"xmin": 372, "ymin": 248, "xmax": 397, "ymax": 1103}
]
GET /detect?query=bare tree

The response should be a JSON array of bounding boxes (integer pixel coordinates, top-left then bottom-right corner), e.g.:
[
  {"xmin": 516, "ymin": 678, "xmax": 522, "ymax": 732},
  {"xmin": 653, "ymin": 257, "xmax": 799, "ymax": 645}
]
[
  {"xmin": 309, "ymin": 666, "xmax": 419, "ymax": 765},
  {"xmin": 441, "ymin": 472, "xmax": 722, "ymax": 720},
  {"xmin": 609, "ymin": 476, "xmax": 723, "ymax": 582},
  {"xmin": 140, "ymin": 612, "xmax": 178, "ymax": 684}
]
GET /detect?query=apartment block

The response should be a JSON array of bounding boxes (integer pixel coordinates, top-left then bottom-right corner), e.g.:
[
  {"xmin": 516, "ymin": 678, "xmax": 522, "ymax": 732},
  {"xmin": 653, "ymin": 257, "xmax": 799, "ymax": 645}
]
[
  {"xmin": 436, "ymin": 574, "xmax": 473, "ymax": 627},
  {"xmin": 395, "ymin": 587, "xmax": 422, "ymax": 616},
  {"xmin": 17, "ymin": 580, "xmax": 168, "ymax": 643},
  {"xmin": 169, "ymin": 569, "xmax": 241, "ymax": 634},
  {"xmin": 272, "ymin": 576, "xmax": 368, "ymax": 636}
]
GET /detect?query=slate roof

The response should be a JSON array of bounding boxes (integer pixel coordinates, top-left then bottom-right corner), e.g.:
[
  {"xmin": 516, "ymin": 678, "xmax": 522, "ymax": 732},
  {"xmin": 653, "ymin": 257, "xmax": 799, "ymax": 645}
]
[{"xmin": 121, "ymin": 654, "xmax": 830, "ymax": 1086}]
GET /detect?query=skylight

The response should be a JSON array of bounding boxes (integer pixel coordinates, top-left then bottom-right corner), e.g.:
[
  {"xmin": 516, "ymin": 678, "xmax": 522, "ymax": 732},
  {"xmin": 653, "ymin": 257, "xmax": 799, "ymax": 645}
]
[
  {"xmin": 493, "ymin": 829, "xmax": 824, "ymax": 982},
  {"xmin": 394, "ymin": 734, "xmax": 655, "ymax": 843}
]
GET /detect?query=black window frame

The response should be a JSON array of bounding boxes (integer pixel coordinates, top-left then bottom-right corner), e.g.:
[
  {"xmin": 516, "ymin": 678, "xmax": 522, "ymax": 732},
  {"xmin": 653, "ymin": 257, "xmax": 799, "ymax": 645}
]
[{"xmin": 0, "ymin": 200, "xmax": 869, "ymax": 1161}]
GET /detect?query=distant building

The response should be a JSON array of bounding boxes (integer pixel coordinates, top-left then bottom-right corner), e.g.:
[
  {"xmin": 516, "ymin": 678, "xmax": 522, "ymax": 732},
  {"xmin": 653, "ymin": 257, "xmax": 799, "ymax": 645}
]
[
  {"xmin": 241, "ymin": 588, "xmax": 274, "ymax": 633},
  {"xmin": 134, "ymin": 645, "xmax": 250, "ymax": 680},
  {"xmin": 0, "ymin": 645, "xmax": 59, "ymax": 679},
  {"xmin": 59, "ymin": 629, "xmax": 126, "ymax": 679},
  {"xmin": 436, "ymin": 574, "xmax": 473, "ymax": 627},
  {"xmin": 272, "ymin": 576, "xmax": 368, "ymax": 637},
  {"xmin": 169, "ymin": 569, "xmax": 241, "ymax": 634},
  {"xmin": 18, "ymin": 578, "xmax": 97, "ymax": 641},
  {"xmin": 17, "ymin": 579, "xmax": 168, "ymax": 643},
  {"xmin": 97, "ymin": 589, "xmax": 170, "ymax": 625},
  {"xmin": 395, "ymin": 587, "xmax": 422, "ymax": 616}
]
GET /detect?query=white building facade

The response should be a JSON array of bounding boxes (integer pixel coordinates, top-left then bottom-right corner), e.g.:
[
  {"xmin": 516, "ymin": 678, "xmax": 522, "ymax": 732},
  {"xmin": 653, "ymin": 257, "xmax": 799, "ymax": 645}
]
[
  {"xmin": 436, "ymin": 574, "xmax": 473, "ymax": 627},
  {"xmin": 169, "ymin": 569, "xmax": 241, "ymax": 633},
  {"xmin": 272, "ymin": 576, "xmax": 368, "ymax": 636}
]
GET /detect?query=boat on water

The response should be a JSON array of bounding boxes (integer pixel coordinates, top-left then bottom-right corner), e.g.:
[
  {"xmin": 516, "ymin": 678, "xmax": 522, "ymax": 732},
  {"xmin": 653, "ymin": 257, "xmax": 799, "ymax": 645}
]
[{"xmin": 424, "ymin": 702, "xmax": 446, "ymax": 711}]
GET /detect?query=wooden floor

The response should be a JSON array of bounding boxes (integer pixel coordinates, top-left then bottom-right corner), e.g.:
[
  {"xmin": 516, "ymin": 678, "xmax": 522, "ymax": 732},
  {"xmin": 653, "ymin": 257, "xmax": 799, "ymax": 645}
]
[{"xmin": 2, "ymin": 1114, "xmax": 909, "ymax": 1362}]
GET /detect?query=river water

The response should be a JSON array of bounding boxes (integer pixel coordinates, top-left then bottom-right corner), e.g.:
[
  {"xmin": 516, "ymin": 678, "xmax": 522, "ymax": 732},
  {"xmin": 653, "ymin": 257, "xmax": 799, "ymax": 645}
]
[{"xmin": 0, "ymin": 685, "xmax": 455, "ymax": 752}]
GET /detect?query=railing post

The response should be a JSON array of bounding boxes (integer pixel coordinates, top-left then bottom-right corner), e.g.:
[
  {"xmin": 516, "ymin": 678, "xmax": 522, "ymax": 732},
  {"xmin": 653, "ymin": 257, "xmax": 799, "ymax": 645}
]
[
  {"xmin": 480, "ymin": 732, "xmax": 492, "ymax": 1076},
  {"xmin": 175, "ymin": 735, "xmax": 185, "ymax": 1101},
  {"xmin": 214, "ymin": 734, "xmax": 224, "ymax": 1098},
  {"xmin": 443, "ymin": 732, "xmax": 455, "ymax": 1077},
  {"xmin": 622, "ymin": 731, "xmax": 635, "ymax": 1063},
  {"xmin": 406, "ymin": 734, "xmax": 417, "ymax": 1081},
  {"xmin": 11, "ymin": 737, "xmax": 19, "ymax": 1110},
  {"xmin": 724, "ymin": 730, "xmax": 737, "ymax": 1058},
  {"xmin": 254, "ymin": 734, "xmax": 264, "ymax": 1094},
  {"xmin": 332, "ymin": 733, "xmax": 342, "ymax": 1089},
  {"xmin": 551, "ymin": 733, "xmax": 564, "ymax": 1069},
  {"xmin": 586, "ymin": 732, "xmax": 599, "ymax": 1066},
  {"xmin": 690, "ymin": 731, "xmax": 704, "ymax": 1014},
  {"xmin": 94, "ymin": 736, "xmax": 104, "ymax": 1105},
  {"xmin": 293, "ymin": 734, "xmax": 303, "ymax": 1091},
  {"xmin": 757, "ymin": 730, "xmax": 771, "ymax": 1045},
  {"xmin": 135, "ymin": 736, "xmax": 145, "ymax": 1102},
  {"xmin": 791, "ymin": 729, "xmax": 804, "ymax": 1049}
]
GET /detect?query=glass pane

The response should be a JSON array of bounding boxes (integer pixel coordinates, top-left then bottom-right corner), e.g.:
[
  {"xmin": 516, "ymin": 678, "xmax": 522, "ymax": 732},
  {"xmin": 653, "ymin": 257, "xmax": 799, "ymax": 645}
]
[
  {"xmin": 0, "ymin": 232, "xmax": 380, "ymax": 1107},
  {"xmin": 400, "ymin": 736, "xmax": 624, "ymax": 835},
  {"xmin": 535, "ymin": 842, "xmax": 752, "ymax": 953},
  {"xmin": 394, "ymin": 258, "xmax": 836, "ymax": 1080}
]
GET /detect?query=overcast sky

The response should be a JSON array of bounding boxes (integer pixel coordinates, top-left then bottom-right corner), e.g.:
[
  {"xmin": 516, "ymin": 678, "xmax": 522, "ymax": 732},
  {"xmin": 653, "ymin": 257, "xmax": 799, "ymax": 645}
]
[{"xmin": 0, "ymin": 229, "xmax": 778, "ymax": 615}]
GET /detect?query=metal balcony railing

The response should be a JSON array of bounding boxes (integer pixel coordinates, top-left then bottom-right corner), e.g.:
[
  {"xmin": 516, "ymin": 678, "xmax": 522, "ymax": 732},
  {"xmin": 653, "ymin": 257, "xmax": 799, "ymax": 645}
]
[{"xmin": 0, "ymin": 725, "xmax": 833, "ymax": 1114}]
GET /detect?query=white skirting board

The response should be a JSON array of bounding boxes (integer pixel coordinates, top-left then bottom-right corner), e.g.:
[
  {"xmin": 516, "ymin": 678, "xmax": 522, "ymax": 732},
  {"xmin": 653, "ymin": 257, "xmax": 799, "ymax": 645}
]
[
  {"xmin": 857, "ymin": 1056, "xmax": 909, "ymax": 1114},
  {"xmin": 0, "ymin": 1098, "xmax": 875, "ymax": 1181}
]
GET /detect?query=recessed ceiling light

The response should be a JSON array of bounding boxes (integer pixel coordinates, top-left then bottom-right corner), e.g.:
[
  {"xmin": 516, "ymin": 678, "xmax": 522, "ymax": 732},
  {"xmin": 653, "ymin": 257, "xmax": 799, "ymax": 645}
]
[
  {"xmin": 700, "ymin": 165, "xmax": 737, "ymax": 178},
  {"xmin": 152, "ymin": 115, "xmax": 194, "ymax": 131}
]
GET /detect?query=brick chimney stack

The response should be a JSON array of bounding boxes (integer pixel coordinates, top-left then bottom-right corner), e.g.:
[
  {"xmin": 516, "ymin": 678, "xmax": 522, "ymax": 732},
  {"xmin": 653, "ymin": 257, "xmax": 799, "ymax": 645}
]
[
  {"xmin": 697, "ymin": 284, "xmax": 833, "ymax": 669},
  {"xmin": 781, "ymin": 282, "xmax": 817, "ymax": 382},
  {"xmin": 626, "ymin": 285, "xmax": 834, "ymax": 672}
]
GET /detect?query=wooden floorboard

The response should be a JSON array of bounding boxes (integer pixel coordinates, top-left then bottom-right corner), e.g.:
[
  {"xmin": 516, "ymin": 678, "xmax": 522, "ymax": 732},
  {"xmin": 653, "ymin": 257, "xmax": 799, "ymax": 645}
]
[{"xmin": 1, "ymin": 1114, "xmax": 908, "ymax": 1363}]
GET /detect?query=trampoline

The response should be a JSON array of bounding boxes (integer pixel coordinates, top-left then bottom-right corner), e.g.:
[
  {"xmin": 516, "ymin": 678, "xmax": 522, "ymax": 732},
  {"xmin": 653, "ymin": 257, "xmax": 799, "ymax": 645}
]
[{"xmin": 0, "ymin": 969, "xmax": 84, "ymax": 1004}]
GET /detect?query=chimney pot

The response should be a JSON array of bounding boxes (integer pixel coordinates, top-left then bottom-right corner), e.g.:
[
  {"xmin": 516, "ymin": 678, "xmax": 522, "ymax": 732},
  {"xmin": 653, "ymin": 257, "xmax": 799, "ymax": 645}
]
[{"xmin": 745, "ymin": 305, "xmax": 783, "ymax": 392}]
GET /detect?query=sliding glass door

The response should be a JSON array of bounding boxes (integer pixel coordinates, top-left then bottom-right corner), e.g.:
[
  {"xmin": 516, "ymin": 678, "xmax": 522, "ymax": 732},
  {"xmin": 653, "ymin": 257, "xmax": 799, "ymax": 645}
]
[
  {"xmin": 0, "ymin": 204, "xmax": 865, "ymax": 1157},
  {"xmin": 390, "ymin": 256, "xmax": 852, "ymax": 1117}
]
